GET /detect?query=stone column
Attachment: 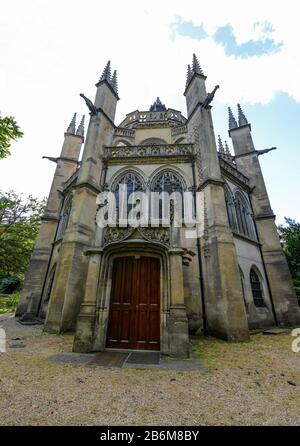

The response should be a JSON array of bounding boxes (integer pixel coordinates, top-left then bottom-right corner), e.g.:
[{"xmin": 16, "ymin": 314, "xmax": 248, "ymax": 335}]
[
  {"xmin": 167, "ymin": 248, "xmax": 190, "ymax": 357},
  {"xmin": 229, "ymin": 112, "xmax": 300, "ymax": 326},
  {"xmin": 16, "ymin": 125, "xmax": 83, "ymax": 318},
  {"xmin": 73, "ymin": 248, "xmax": 103, "ymax": 352}
]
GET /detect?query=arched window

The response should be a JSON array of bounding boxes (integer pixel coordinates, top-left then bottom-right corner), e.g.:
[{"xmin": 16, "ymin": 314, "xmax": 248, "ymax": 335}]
[
  {"xmin": 112, "ymin": 170, "xmax": 145, "ymax": 218},
  {"xmin": 224, "ymin": 187, "xmax": 237, "ymax": 231},
  {"xmin": 234, "ymin": 192, "xmax": 256, "ymax": 239},
  {"xmin": 250, "ymin": 268, "xmax": 265, "ymax": 307},
  {"xmin": 151, "ymin": 170, "xmax": 185, "ymax": 194},
  {"xmin": 151, "ymin": 170, "xmax": 186, "ymax": 222},
  {"xmin": 56, "ymin": 195, "xmax": 72, "ymax": 240}
]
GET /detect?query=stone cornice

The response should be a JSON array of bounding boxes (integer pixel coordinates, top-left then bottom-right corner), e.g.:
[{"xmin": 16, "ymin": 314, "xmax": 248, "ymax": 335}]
[
  {"xmin": 219, "ymin": 157, "xmax": 251, "ymax": 190},
  {"xmin": 197, "ymin": 178, "xmax": 225, "ymax": 191},
  {"xmin": 255, "ymin": 213, "xmax": 276, "ymax": 221},
  {"xmin": 73, "ymin": 182, "xmax": 101, "ymax": 195}
]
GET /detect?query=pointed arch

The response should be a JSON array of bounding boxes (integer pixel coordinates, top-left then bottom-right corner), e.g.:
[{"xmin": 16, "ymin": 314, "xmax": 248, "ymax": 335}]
[
  {"xmin": 150, "ymin": 166, "xmax": 188, "ymax": 192},
  {"xmin": 110, "ymin": 168, "xmax": 146, "ymax": 192},
  {"xmin": 109, "ymin": 168, "xmax": 146, "ymax": 220},
  {"xmin": 224, "ymin": 185, "xmax": 237, "ymax": 231},
  {"xmin": 234, "ymin": 191, "xmax": 256, "ymax": 239},
  {"xmin": 56, "ymin": 194, "xmax": 72, "ymax": 240},
  {"xmin": 250, "ymin": 266, "xmax": 265, "ymax": 307}
]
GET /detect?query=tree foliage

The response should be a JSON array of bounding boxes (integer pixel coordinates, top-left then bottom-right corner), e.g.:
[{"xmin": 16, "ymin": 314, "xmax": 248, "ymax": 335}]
[
  {"xmin": 0, "ymin": 191, "xmax": 45, "ymax": 282},
  {"xmin": 0, "ymin": 115, "xmax": 23, "ymax": 159},
  {"xmin": 278, "ymin": 217, "xmax": 300, "ymax": 300}
]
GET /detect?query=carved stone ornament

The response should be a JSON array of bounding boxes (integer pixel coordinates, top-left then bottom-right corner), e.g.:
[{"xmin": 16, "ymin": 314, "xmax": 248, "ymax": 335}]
[
  {"xmin": 138, "ymin": 227, "xmax": 170, "ymax": 246},
  {"xmin": 103, "ymin": 227, "xmax": 134, "ymax": 245},
  {"xmin": 103, "ymin": 226, "xmax": 170, "ymax": 247}
]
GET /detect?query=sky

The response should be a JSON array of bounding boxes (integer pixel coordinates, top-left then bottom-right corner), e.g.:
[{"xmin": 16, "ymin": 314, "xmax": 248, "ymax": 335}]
[{"xmin": 0, "ymin": 0, "xmax": 299, "ymax": 224}]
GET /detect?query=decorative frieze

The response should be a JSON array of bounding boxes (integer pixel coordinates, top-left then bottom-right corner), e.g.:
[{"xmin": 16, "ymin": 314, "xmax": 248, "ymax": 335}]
[{"xmin": 103, "ymin": 143, "xmax": 194, "ymax": 163}]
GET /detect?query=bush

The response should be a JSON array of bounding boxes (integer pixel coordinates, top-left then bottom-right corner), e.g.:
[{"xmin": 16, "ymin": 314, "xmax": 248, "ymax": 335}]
[
  {"xmin": 0, "ymin": 276, "xmax": 22, "ymax": 294},
  {"xmin": 293, "ymin": 278, "xmax": 300, "ymax": 307},
  {"xmin": 0, "ymin": 292, "xmax": 20, "ymax": 314}
]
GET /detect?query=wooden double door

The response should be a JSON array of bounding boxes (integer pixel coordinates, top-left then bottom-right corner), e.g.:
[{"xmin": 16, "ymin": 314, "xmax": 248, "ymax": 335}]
[{"xmin": 106, "ymin": 256, "xmax": 160, "ymax": 350}]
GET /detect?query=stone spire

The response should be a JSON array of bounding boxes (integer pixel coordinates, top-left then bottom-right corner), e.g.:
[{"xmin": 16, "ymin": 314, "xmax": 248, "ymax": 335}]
[
  {"xmin": 237, "ymin": 103, "xmax": 248, "ymax": 127},
  {"xmin": 224, "ymin": 140, "xmax": 231, "ymax": 155},
  {"xmin": 149, "ymin": 97, "xmax": 166, "ymax": 112},
  {"xmin": 218, "ymin": 135, "xmax": 225, "ymax": 153},
  {"xmin": 192, "ymin": 53, "xmax": 204, "ymax": 76},
  {"xmin": 110, "ymin": 70, "xmax": 118, "ymax": 95},
  {"xmin": 66, "ymin": 113, "xmax": 76, "ymax": 134},
  {"xmin": 186, "ymin": 64, "xmax": 193, "ymax": 88},
  {"xmin": 76, "ymin": 115, "xmax": 85, "ymax": 138},
  {"xmin": 228, "ymin": 107, "xmax": 238, "ymax": 130},
  {"xmin": 99, "ymin": 60, "xmax": 111, "ymax": 83}
]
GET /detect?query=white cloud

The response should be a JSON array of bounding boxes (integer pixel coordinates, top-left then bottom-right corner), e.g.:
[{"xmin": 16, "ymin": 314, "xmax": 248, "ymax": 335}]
[{"xmin": 0, "ymin": 0, "xmax": 299, "ymax": 201}]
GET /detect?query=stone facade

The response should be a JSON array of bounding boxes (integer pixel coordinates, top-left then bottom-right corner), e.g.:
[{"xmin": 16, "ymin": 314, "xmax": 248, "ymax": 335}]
[{"xmin": 16, "ymin": 56, "xmax": 300, "ymax": 357}]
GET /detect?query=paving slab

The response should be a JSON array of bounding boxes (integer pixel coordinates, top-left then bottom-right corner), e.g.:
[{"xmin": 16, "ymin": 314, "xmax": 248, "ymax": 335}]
[
  {"xmin": 50, "ymin": 351, "xmax": 98, "ymax": 366},
  {"xmin": 88, "ymin": 351, "xmax": 129, "ymax": 367}
]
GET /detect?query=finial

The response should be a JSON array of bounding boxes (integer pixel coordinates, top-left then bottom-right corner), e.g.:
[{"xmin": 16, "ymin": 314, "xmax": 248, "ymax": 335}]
[
  {"xmin": 237, "ymin": 104, "xmax": 248, "ymax": 127},
  {"xmin": 76, "ymin": 115, "xmax": 85, "ymax": 137},
  {"xmin": 99, "ymin": 60, "xmax": 111, "ymax": 82},
  {"xmin": 110, "ymin": 70, "xmax": 118, "ymax": 94},
  {"xmin": 224, "ymin": 140, "xmax": 231, "ymax": 155},
  {"xmin": 186, "ymin": 64, "xmax": 193, "ymax": 87},
  {"xmin": 218, "ymin": 135, "xmax": 225, "ymax": 153},
  {"xmin": 228, "ymin": 107, "xmax": 238, "ymax": 130},
  {"xmin": 192, "ymin": 53, "xmax": 204, "ymax": 75},
  {"xmin": 149, "ymin": 97, "xmax": 166, "ymax": 111},
  {"xmin": 66, "ymin": 113, "xmax": 76, "ymax": 134}
]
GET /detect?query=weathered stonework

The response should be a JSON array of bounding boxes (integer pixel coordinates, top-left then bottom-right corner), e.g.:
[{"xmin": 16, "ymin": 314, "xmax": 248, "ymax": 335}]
[{"xmin": 17, "ymin": 56, "xmax": 300, "ymax": 357}]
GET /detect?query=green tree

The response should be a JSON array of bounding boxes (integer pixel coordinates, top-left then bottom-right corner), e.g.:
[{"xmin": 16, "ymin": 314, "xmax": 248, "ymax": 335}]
[
  {"xmin": 0, "ymin": 191, "xmax": 45, "ymax": 287},
  {"xmin": 0, "ymin": 115, "xmax": 23, "ymax": 159},
  {"xmin": 278, "ymin": 217, "xmax": 300, "ymax": 302}
]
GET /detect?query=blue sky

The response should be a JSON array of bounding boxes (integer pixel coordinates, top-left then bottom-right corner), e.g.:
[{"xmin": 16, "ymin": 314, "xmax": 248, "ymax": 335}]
[
  {"xmin": 0, "ymin": 0, "xmax": 299, "ymax": 224},
  {"xmin": 171, "ymin": 18, "xmax": 299, "ymax": 223}
]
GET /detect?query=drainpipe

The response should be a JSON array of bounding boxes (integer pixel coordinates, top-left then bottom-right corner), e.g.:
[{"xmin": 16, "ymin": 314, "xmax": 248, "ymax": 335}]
[
  {"xmin": 191, "ymin": 157, "xmax": 207, "ymax": 335},
  {"xmin": 248, "ymin": 192, "xmax": 278, "ymax": 326}
]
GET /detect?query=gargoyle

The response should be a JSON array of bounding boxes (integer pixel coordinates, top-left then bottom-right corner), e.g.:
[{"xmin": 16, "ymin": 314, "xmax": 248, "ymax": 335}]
[
  {"xmin": 202, "ymin": 85, "xmax": 220, "ymax": 109},
  {"xmin": 79, "ymin": 93, "xmax": 98, "ymax": 116},
  {"xmin": 257, "ymin": 147, "xmax": 277, "ymax": 156},
  {"xmin": 42, "ymin": 156, "xmax": 59, "ymax": 163}
]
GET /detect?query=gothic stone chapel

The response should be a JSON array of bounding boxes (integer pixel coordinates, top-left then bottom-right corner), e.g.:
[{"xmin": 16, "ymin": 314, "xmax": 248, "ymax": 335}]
[{"xmin": 16, "ymin": 55, "xmax": 300, "ymax": 357}]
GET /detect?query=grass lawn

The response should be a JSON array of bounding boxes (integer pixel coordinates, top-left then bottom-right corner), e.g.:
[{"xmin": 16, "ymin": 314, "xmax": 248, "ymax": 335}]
[{"xmin": 0, "ymin": 315, "xmax": 300, "ymax": 425}]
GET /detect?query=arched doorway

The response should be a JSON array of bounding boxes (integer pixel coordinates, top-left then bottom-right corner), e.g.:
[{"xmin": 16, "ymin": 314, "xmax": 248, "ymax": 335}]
[{"xmin": 106, "ymin": 255, "xmax": 160, "ymax": 350}]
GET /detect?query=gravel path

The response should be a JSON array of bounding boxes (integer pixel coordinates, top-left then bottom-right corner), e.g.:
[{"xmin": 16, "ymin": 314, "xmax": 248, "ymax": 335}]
[{"xmin": 1, "ymin": 314, "xmax": 300, "ymax": 426}]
